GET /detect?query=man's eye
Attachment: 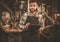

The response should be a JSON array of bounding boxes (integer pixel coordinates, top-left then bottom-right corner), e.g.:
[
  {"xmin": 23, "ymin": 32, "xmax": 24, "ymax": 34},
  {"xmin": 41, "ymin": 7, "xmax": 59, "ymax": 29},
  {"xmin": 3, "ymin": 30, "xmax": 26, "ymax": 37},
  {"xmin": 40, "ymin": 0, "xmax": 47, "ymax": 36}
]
[
  {"xmin": 30, "ymin": 5, "xmax": 32, "ymax": 7},
  {"xmin": 30, "ymin": 5, "xmax": 35, "ymax": 7},
  {"xmin": 33, "ymin": 5, "xmax": 35, "ymax": 6}
]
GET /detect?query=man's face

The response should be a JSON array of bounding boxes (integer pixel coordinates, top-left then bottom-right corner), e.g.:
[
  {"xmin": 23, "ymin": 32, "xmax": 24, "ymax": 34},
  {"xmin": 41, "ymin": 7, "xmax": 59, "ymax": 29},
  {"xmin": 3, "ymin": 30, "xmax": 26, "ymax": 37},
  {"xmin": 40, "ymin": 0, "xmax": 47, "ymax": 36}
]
[{"xmin": 29, "ymin": 2, "xmax": 38, "ymax": 12}]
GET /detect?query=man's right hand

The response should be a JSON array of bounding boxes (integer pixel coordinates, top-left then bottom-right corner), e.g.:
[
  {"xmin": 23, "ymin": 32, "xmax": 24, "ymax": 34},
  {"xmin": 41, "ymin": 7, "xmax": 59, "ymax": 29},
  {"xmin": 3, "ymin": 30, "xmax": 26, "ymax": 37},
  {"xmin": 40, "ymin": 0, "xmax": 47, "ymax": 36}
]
[{"xmin": 25, "ymin": 23, "xmax": 30, "ymax": 29}]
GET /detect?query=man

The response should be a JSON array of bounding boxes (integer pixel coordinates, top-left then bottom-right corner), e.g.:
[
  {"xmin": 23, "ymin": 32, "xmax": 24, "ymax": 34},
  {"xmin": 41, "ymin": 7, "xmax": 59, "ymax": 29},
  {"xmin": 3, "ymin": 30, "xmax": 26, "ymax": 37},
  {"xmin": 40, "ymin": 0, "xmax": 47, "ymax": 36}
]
[
  {"xmin": 19, "ymin": 1, "xmax": 44, "ymax": 30},
  {"xmin": 18, "ymin": 0, "xmax": 55, "ymax": 42}
]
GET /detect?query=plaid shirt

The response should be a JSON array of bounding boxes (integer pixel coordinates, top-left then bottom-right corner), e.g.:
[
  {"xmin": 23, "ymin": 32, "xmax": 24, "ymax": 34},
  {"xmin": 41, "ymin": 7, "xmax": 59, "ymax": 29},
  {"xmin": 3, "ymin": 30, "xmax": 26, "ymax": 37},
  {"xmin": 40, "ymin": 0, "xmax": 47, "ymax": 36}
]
[{"xmin": 18, "ymin": 12, "xmax": 55, "ymax": 30}]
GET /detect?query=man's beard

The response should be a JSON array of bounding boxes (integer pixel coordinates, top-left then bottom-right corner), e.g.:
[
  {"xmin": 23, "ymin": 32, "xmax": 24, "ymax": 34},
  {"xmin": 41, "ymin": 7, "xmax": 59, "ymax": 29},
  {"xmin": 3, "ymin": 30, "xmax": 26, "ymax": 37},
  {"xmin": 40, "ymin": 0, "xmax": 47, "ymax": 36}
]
[{"xmin": 30, "ymin": 9, "xmax": 37, "ymax": 13}]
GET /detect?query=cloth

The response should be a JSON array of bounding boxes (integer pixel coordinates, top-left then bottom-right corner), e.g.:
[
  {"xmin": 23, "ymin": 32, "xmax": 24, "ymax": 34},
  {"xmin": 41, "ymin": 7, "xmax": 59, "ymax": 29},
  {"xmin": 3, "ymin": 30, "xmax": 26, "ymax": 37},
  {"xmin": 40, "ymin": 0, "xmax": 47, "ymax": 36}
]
[{"xmin": 18, "ymin": 12, "xmax": 44, "ymax": 30}]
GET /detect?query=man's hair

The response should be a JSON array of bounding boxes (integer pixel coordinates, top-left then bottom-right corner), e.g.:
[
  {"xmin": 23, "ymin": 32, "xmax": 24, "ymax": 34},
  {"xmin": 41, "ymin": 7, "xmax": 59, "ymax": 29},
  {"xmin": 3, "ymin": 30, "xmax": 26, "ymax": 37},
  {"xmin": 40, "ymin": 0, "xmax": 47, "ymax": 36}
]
[{"xmin": 29, "ymin": 0, "xmax": 38, "ymax": 4}]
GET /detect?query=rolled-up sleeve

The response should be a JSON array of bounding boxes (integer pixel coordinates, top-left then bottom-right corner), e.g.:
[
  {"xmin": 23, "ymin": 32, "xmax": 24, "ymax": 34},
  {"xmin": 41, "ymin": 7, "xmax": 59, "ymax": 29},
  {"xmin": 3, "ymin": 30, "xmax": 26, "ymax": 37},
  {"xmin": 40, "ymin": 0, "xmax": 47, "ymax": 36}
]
[
  {"xmin": 39, "ymin": 14, "xmax": 44, "ymax": 27},
  {"xmin": 18, "ymin": 13, "xmax": 28, "ymax": 30}
]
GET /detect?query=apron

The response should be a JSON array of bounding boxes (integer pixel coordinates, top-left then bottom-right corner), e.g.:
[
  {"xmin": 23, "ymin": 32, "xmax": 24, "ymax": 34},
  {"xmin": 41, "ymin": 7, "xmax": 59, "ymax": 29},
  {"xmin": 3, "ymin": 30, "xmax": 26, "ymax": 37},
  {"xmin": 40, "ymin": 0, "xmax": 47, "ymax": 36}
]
[{"xmin": 22, "ymin": 16, "xmax": 40, "ymax": 42}]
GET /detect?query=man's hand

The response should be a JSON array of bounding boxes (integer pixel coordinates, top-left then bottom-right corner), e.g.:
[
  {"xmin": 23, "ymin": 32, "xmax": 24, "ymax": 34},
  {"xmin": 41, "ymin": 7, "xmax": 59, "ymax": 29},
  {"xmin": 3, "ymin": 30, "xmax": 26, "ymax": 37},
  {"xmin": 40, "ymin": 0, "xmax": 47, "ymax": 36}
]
[
  {"xmin": 39, "ymin": 27, "xmax": 44, "ymax": 32},
  {"xmin": 25, "ymin": 23, "xmax": 30, "ymax": 29}
]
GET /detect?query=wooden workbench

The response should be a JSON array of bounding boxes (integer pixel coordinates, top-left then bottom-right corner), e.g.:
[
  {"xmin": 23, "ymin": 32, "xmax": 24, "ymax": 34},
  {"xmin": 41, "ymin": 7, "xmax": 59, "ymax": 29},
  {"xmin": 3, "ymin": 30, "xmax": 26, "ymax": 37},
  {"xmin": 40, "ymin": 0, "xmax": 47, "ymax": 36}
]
[
  {"xmin": 2, "ymin": 25, "xmax": 23, "ymax": 33},
  {"xmin": 1, "ymin": 25, "xmax": 22, "ymax": 42}
]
